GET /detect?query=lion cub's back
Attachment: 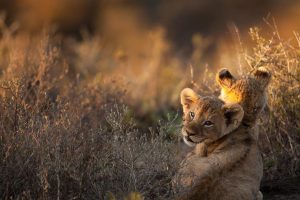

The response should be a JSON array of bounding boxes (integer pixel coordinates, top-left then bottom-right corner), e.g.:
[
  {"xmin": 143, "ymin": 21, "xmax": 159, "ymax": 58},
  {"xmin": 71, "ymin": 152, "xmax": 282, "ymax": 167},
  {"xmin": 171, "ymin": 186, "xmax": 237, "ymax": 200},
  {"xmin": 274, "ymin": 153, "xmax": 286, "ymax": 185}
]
[{"xmin": 213, "ymin": 141, "xmax": 263, "ymax": 200}]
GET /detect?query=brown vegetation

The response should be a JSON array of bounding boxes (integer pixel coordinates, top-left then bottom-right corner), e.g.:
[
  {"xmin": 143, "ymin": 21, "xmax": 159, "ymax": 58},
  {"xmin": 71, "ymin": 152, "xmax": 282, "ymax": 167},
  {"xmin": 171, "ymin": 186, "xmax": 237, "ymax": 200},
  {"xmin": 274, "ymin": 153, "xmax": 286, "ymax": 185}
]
[{"xmin": 0, "ymin": 14, "xmax": 299, "ymax": 199}]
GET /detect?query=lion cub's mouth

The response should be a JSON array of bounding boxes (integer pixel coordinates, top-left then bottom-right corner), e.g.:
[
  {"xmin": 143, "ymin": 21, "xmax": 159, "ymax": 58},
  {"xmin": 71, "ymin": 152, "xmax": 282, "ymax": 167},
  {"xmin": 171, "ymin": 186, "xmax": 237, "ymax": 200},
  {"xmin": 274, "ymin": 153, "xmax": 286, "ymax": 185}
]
[
  {"xmin": 183, "ymin": 136, "xmax": 206, "ymax": 147},
  {"xmin": 182, "ymin": 128, "xmax": 206, "ymax": 147},
  {"xmin": 183, "ymin": 136, "xmax": 196, "ymax": 147}
]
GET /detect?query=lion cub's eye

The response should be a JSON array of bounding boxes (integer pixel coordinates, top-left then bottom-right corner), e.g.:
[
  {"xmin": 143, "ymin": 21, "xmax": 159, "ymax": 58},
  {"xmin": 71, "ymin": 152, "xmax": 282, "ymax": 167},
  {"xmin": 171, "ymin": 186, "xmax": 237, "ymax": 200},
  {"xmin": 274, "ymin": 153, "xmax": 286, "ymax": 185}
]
[
  {"xmin": 203, "ymin": 120, "xmax": 214, "ymax": 127},
  {"xmin": 189, "ymin": 111, "xmax": 195, "ymax": 120}
]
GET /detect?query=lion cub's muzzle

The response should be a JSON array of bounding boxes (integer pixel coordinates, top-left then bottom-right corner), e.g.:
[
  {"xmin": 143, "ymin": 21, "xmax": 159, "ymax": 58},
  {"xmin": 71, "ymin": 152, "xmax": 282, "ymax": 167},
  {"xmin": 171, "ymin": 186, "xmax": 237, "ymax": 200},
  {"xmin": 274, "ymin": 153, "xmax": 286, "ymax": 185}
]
[
  {"xmin": 183, "ymin": 136, "xmax": 197, "ymax": 147},
  {"xmin": 182, "ymin": 128, "xmax": 205, "ymax": 147}
]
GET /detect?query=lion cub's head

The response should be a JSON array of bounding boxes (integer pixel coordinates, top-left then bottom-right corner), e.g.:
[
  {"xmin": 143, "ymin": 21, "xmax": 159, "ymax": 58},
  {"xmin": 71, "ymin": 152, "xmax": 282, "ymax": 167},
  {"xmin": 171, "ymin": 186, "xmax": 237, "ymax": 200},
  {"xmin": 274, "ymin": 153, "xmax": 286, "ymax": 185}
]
[
  {"xmin": 216, "ymin": 67, "xmax": 271, "ymax": 126},
  {"xmin": 180, "ymin": 88, "xmax": 244, "ymax": 147}
]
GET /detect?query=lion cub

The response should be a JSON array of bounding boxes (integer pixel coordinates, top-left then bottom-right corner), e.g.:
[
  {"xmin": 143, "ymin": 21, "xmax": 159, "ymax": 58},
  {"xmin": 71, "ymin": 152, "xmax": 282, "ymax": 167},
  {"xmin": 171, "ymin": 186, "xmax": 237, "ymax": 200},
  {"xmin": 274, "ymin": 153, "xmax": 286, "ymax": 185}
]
[
  {"xmin": 216, "ymin": 67, "xmax": 271, "ymax": 140},
  {"xmin": 173, "ymin": 88, "xmax": 263, "ymax": 200}
]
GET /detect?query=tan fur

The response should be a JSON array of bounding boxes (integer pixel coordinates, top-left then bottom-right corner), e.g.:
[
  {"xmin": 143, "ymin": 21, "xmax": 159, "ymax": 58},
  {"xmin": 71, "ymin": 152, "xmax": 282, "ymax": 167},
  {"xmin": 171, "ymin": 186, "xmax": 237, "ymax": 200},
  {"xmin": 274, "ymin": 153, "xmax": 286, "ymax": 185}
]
[
  {"xmin": 173, "ymin": 89, "xmax": 263, "ymax": 200},
  {"xmin": 216, "ymin": 67, "xmax": 271, "ymax": 131}
]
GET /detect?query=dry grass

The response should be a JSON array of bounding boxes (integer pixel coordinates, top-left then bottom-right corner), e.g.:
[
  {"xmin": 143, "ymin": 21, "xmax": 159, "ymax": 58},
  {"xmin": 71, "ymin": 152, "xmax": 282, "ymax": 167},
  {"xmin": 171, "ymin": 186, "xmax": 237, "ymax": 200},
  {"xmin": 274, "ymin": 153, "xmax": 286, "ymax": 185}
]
[
  {"xmin": 245, "ymin": 24, "xmax": 300, "ymax": 180},
  {"xmin": 0, "ymin": 16, "xmax": 299, "ymax": 199}
]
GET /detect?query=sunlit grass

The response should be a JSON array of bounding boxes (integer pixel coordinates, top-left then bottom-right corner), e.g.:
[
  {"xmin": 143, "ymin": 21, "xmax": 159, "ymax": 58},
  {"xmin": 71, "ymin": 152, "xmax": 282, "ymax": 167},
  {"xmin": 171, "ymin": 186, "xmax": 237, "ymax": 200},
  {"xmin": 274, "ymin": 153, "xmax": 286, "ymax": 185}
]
[{"xmin": 0, "ymin": 15, "xmax": 299, "ymax": 199}]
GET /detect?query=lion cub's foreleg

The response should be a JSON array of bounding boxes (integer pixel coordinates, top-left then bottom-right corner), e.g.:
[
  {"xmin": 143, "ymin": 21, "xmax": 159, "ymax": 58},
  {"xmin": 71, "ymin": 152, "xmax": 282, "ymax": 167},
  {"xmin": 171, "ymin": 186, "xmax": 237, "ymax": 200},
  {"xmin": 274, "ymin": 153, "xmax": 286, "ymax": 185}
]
[
  {"xmin": 195, "ymin": 143, "xmax": 208, "ymax": 156},
  {"xmin": 186, "ymin": 143, "xmax": 208, "ymax": 158}
]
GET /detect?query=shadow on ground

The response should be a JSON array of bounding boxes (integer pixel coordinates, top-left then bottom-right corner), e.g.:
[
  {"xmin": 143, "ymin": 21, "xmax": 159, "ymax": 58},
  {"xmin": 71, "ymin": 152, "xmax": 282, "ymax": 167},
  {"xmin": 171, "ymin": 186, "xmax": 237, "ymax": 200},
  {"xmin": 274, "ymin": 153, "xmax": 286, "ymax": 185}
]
[{"xmin": 262, "ymin": 176, "xmax": 300, "ymax": 200}]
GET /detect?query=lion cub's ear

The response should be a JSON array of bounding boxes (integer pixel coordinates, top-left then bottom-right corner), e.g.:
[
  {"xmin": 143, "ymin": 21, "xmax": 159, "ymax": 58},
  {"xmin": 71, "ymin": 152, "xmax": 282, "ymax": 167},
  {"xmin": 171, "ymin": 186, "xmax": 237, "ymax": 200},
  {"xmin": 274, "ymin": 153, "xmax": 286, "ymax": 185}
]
[
  {"xmin": 252, "ymin": 67, "xmax": 271, "ymax": 88},
  {"xmin": 222, "ymin": 103, "xmax": 244, "ymax": 135},
  {"xmin": 180, "ymin": 88, "xmax": 199, "ymax": 112},
  {"xmin": 216, "ymin": 68, "xmax": 236, "ymax": 89}
]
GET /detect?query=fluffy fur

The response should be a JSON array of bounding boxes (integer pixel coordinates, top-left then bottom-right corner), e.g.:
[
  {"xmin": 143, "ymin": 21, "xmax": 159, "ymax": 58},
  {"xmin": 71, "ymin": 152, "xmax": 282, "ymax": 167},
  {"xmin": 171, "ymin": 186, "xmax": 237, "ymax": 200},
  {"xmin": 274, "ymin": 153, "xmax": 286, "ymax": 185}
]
[
  {"xmin": 216, "ymin": 67, "xmax": 271, "ymax": 130},
  {"xmin": 173, "ymin": 89, "xmax": 263, "ymax": 200}
]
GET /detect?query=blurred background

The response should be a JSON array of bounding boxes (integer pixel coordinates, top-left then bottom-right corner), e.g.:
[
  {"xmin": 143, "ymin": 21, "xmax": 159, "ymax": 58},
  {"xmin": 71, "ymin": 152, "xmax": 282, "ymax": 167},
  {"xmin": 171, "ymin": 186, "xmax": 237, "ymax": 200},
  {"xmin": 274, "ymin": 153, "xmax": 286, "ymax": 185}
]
[
  {"xmin": 1, "ymin": 0, "xmax": 300, "ymax": 64},
  {"xmin": 1, "ymin": 0, "xmax": 300, "ymax": 115}
]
